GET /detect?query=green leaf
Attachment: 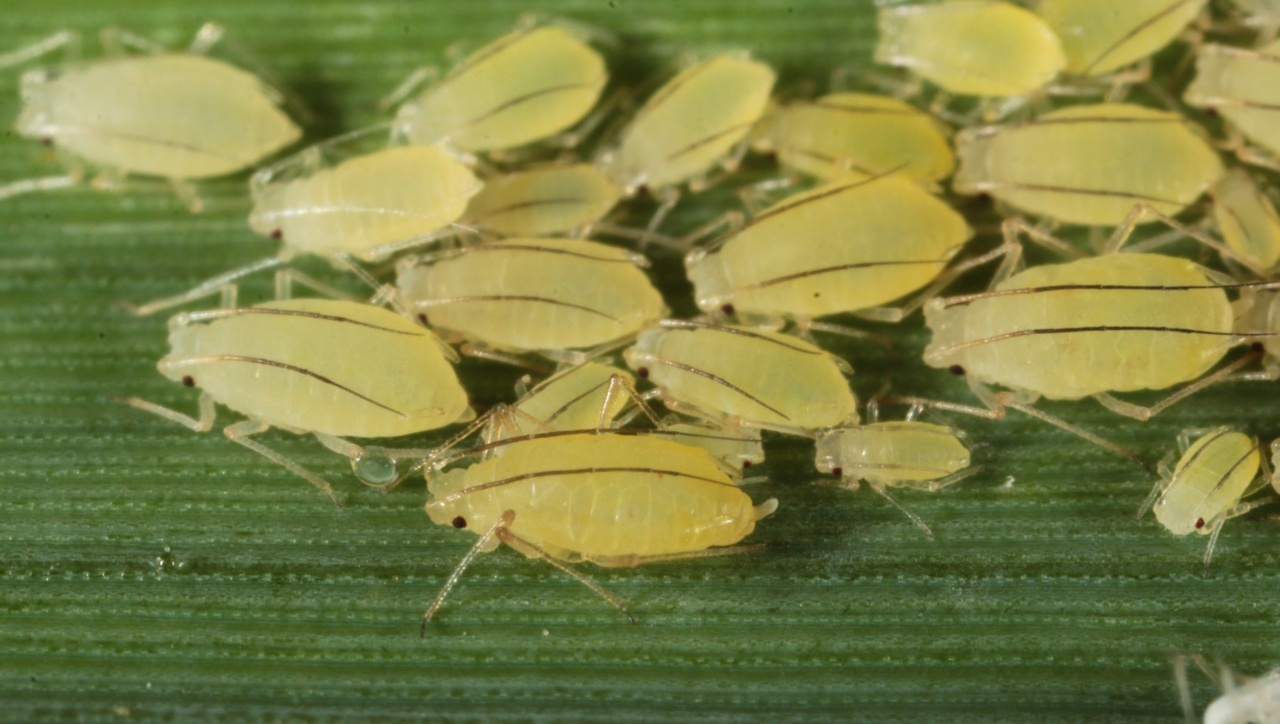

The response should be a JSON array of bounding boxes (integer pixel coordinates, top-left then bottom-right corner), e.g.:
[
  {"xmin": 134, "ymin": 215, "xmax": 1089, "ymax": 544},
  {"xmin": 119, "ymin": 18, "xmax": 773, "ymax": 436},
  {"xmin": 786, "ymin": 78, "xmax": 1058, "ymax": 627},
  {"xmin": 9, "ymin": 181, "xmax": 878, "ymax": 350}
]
[{"xmin": 1, "ymin": 1, "xmax": 1275, "ymax": 720}]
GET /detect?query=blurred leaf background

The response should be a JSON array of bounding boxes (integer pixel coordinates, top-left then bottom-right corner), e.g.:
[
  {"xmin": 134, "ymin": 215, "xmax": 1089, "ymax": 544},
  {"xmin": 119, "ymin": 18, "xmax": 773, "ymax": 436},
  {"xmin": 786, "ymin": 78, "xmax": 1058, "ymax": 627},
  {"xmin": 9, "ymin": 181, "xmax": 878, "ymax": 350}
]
[{"xmin": 2, "ymin": 0, "xmax": 1278, "ymax": 721}]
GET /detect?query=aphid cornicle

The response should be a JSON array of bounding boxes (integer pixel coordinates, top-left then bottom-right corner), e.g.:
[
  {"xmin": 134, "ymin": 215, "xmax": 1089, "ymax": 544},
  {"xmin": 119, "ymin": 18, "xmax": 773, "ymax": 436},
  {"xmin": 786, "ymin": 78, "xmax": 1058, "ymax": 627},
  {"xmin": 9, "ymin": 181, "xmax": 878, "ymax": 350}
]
[
  {"xmin": 390, "ymin": 23, "xmax": 607, "ymax": 154},
  {"xmin": 953, "ymin": 103, "xmax": 1224, "ymax": 227},
  {"xmin": 119, "ymin": 299, "xmax": 471, "ymax": 505},
  {"xmin": 0, "ymin": 24, "xmax": 301, "ymax": 209},
  {"xmin": 1209, "ymin": 168, "xmax": 1280, "ymax": 274},
  {"xmin": 1037, "ymin": 0, "xmax": 1209, "ymax": 78},
  {"xmin": 421, "ymin": 429, "xmax": 778, "ymax": 626},
  {"xmin": 396, "ymin": 238, "xmax": 667, "ymax": 358},
  {"xmin": 623, "ymin": 321, "xmax": 857, "ymax": 435},
  {"xmin": 685, "ymin": 170, "xmax": 977, "ymax": 325},
  {"xmin": 1138, "ymin": 427, "xmax": 1271, "ymax": 566},
  {"xmin": 1184, "ymin": 39, "xmax": 1280, "ymax": 170},
  {"xmin": 749, "ymin": 92, "xmax": 955, "ymax": 187},
  {"xmin": 874, "ymin": 1, "xmax": 1066, "ymax": 97}
]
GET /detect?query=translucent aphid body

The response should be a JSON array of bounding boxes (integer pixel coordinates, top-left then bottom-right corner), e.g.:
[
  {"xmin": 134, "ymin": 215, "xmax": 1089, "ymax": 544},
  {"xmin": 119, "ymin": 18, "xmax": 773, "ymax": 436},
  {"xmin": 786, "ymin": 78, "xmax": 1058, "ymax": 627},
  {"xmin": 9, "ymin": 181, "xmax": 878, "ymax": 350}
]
[
  {"xmin": 924, "ymin": 253, "xmax": 1236, "ymax": 401},
  {"xmin": 624, "ymin": 323, "xmax": 857, "ymax": 433},
  {"xmin": 396, "ymin": 238, "xmax": 666, "ymax": 353},
  {"xmin": 17, "ymin": 53, "xmax": 300, "ymax": 179},
  {"xmin": 749, "ymin": 92, "xmax": 955, "ymax": 185},
  {"xmin": 393, "ymin": 25, "xmax": 606, "ymax": 153},
  {"xmin": 1237, "ymin": 288, "xmax": 1280, "ymax": 363},
  {"xmin": 1210, "ymin": 168, "xmax": 1280, "ymax": 273},
  {"xmin": 598, "ymin": 53, "xmax": 775, "ymax": 194},
  {"xmin": 1184, "ymin": 40, "xmax": 1280, "ymax": 162},
  {"xmin": 248, "ymin": 145, "xmax": 482, "ymax": 261},
  {"xmin": 686, "ymin": 171, "xmax": 973, "ymax": 319},
  {"xmin": 461, "ymin": 163, "xmax": 621, "ymax": 237},
  {"xmin": 954, "ymin": 103, "xmax": 1224, "ymax": 226},
  {"xmin": 664, "ymin": 421, "xmax": 764, "ymax": 470},
  {"xmin": 1202, "ymin": 668, "xmax": 1280, "ymax": 724},
  {"xmin": 426, "ymin": 432, "xmax": 776, "ymax": 562},
  {"xmin": 874, "ymin": 1, "xmax": 1066, "ymax": 97},
  {"xmin": 1038, "ymin": 0, "xmax": 1209, "ymax": 77},
  {"xmin": 496, "ymin": 362, "xmax": 635, "ymax": 437},
  {"xmin": 815, "ymin": 422, "xmax": 971, "ymax": 487},
  {"xmin": 160, "ymin": 299, "xmax": 469, "ymax": 437},
  {"xmin": 1152, "ymin": 428, "xmax": 1262, "ymax": 537}
]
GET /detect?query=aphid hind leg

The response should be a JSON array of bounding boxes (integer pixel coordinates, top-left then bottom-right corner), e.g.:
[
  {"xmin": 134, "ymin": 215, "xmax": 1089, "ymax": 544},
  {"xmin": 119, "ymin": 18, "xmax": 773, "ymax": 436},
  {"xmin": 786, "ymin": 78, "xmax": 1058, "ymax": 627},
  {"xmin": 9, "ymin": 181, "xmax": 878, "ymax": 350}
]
[
  {"xmin": 123, "ymin": 256, "xmax": 283, "ymax": 317},
  {"xmin": 0, "ymin": 30, "xmax": 80, "ymax": 70},
  {"xmin": 223, "ymin": 419, "xmax": 342, "ymax": 508},
  {"xmin": 851, "ymin": 237, "xmax": 1022, "ymax": 324},
  {"xmin": 584, "ymin": 539, "xmax": 779, "ymax": 569},
  {"xmin": 1103, "ymin": 203, "xmax": 1270, "ymax": 277},
  {"xmin": 377, "ymin": 65, "xmax": 440, "ymax": 112},
  {"xmin": 117, "ymin": 390, "xmax": 217, "ymax": 433},
  {"xmin": 99, "ymin": 27, "xmax": 166, "ymax": 56},
  {"xmin": 273, "ymin": 268, "xmax": 358, "ymax": 303},
  {"xmin": 0, "ymin": 173, "xmax": 82, "ymax": 203},
  {"xmin": 167, "ymin": 178, "xmax": 205, "ymax": 214},
  {"xmin": 1092, "ymin": 351, "xmax": 1272, "ymax": 422},
  {"xmin": 896, "ymin": 465, "xmax": 984, "ymax": 493},
  {"xmin": 496, "ymin": 525, "xmax": 635, "ymax": 623},
  {"xmin": 793, "ymin": 318, "xmax": 893, "ymax": 355},
  {"xmin": 597, "ymin": 374, "xmax": 663, "ymax": 428},
  {"xmin": 422, "ymin": 511, "xmax": 512, "ymax": 632},
  {"xmin": 868, "ymin": 481, "xmax": 934, "ymax": 539}
]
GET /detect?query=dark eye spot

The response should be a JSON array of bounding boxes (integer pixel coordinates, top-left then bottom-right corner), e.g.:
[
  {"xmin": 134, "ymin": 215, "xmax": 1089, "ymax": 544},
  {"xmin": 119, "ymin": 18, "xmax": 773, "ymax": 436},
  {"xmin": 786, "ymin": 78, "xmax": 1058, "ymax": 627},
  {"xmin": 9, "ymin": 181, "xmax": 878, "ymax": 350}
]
[
  {"xmin": 1252, "ymin": 342, "xmax": 1264, "ymax": 353},
  {"xmin": 742, "ymin": 460, "xmax": 752, "ymax": 469},
  {"xmin": 764, "ymin": 151, "xmax": 778, "ymax": 162},
  {"xmin": 39, "ymin": 137, "xmax": 53, "ymax": 146},
  {"xmin": 635, "ymin": 184, "xmax": 649, "ymax": 196},
  {"xmin": 1195, "ymin": 518, "xmax": 1205, "ymax": 530},
  {"xmin": 975, "ymin": 192, "xmax": 992, "ymax": 203},
  {"xmin": 181, "ymin": 375, "xmax": 195, "ymax": 387},
  {"xmin": 721, "ymin": 303, "xmax": 735, "ymax": 316},
  {"xmin": 948, "ymin": 364, "xmax": 965, "ymax": 376},
  {"xmin": 813, "ymin": 292, "xmax": 821, "ymax": 298},
  {"xmin": 832, "ymin": 467, "xmax": 843, "ymax": 477},
  {"xmin": 1206, "ymin": 108, "xmax": 1220, "ymax": 118},
  {"xmin": 451, "ymin": 516, "xmax": 467, "ymax": 529},
  {"xmin": 270, "ymin": 229, "xmax": 283, "ymax": 240},
  {"xmin": 417, "ymin": 313, "xmax": 429, "ymax": 326},
  {"xmin": 637, "ymin": 367, "xmax": 649, "ymax": 379}
]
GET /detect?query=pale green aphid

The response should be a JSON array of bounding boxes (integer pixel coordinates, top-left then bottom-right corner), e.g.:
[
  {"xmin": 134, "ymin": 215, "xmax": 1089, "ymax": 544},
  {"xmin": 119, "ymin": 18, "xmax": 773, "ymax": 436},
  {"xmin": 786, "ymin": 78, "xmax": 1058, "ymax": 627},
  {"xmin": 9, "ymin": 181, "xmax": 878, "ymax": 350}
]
[
  {"xmin": 954, "ymin": 103, "xmax": 1224, "ymax": 226},
  {"xmin": 1236, "ymin": 288, "xmax": 1280, "ymax": 372},
  {"xmin": 623, "ymin": 321, "xmax": 857, "ymax": 436},
  {"xmin": 749, "ymin": 92, "xmax": 955, "ymax": 186},
  {"xmin": 396, "ymin": 238, "xmax": 667, "ymax": 356},
  {"xmin": 664, "ymin": 421, "xmax": 765, "ymax": 471},
  {"xmin": 119, "ymin": 299, "xmax": 471, "ymax": 506},
  {"xmin": 686, "ymin": 170, "xmax": 975, "ymax": 324},
  {"xmin": 249, "ymin": 144, "xmax": 483, "ymax": 261},
  {"xmin": 1038, "ymin": 0, "xmax": 1209, "ymax": 77},
  {"xmin": 1210, "ymin": 168, "xmax": 1280, "ymax": 274},
  {"xmin": 461, "ymin": 163, "xmax": 621, "ymax": 237},
  {"xmin": 1174, "ymin": 654, "xmax": 1280, "ymax": 724},
  {"xmin": 420, "ymin": 428, "xmax": 778, "ymax": 627},
  {"xmin": 1138, "ymin": 427, "xmax": 1271, "ymax": 566},
  {"xmin": 814, "ymin": 416, "xmax": 975, "ymax": 538},
  {"xmin": 392, "ymin": 24, "xmax": 607, "ymax": 154},
  {"xmin": 1184, "ymin": 39, "xmax": 1280, "ymax": 171},
  {"xmin": 488, "ymin": 362, "xmax": 638, "ymax": 440},
  {"xmin": 875, "ymin": 1, "xmax": 1066, "ymax": 97},
  {"xmin": 0, "ymin": 24, "xmax": 300, "ymax": 209}
]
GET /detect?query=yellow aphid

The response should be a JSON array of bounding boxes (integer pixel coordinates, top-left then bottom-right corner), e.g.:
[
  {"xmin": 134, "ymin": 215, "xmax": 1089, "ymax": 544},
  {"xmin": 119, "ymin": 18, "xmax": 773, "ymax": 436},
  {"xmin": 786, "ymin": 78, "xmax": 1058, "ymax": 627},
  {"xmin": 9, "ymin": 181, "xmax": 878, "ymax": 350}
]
[
  {"xmin": 422, "ymin": 430, "xmax": 778, "ymax": 624},
  {"xmin": 462, "ymin": 163, "xmax": 621, "ymax": 237},
  {"xmin": 396, "ymin": 238, "xmax": 666, "ymax": 354},
  {"xmin": 686, "ymin": 171, "xmax": 973, "ymax": 321},
  {"xmin": 1184, "ymin": 40, "xmax": 1280, "ymax": 166},
  {"xmin": 392, "ymin": 25, "xmax": 606, "ymax": 153},
  {"xmin": 875, "ymin": 1, "xmax": 1066, "ymax": 97},
  {"xmin": 1038, "ymin": 0, "xmax": 1208, "ymax": 77},
  {"xmin": 119, "ymin": 299, "xmax": 470, "ymax": 505},
  {"xmin": 493, "ymin": 362, "xmax": 636, "ymax": 438},
  {"xmin": 815, "ymin": 420, "xmax": 975, "ymax": 537},
  {"xmin": 598, "ymin": 52, "xmax": 775, "ymax": 195},
  {"xmin": 749, "ymin": 92, "xmax": 955, "ymax": 186},
  {"xmin": 664, "ymin": 421, "xmax": 765, "ymax": 471},
  {"xmin": 1139, "ymin": 427, "xmax": 1269, "ymax": 566},
  {"xmin": 954, "ymin": 103, "xmax": 1223, "ymax": 226},
  {"xmin": 1210, "ymin": 168, "xmax": 1280, "ymax": 273},
  {"xmin": 249, "ymin": 145, "xmax": 482, "ymax": 261},
  {"xmin": 1, "ymin": 25, "xmax": 300, "ymax": 206},
  {"xmin": 925, "ymin": 253, "xmax": 1246, "ymax": 413},
  {"xmin": 623, "ymin": 322, "xmax": 857, "ymax": 435}
]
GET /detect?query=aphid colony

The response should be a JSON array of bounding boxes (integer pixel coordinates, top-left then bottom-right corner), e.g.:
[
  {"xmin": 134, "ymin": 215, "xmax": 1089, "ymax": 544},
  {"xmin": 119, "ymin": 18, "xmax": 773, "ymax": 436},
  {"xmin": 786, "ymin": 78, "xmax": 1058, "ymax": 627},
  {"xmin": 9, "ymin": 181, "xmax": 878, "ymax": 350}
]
[{"xmin": 5, "ymin": 3, "xmax": 1280, "ymax": 633}]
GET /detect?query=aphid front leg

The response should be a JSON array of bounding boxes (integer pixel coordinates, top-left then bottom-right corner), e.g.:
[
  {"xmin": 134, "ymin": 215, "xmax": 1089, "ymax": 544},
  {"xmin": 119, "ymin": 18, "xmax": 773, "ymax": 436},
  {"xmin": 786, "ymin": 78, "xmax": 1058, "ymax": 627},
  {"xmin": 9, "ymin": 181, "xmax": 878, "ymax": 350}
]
[
  {"xmin": 117, "ymin": 390, "xmax": 217, "ymax": 433},
  {"xmin": 222, "ymin": 418, "xmax": 342, "ymax": 507},
  {"xmin": 422, "ymin": 511, "xmax": 512, "ymax": 632},
  {"xmin": 496, "ymin": 526, "xmax": 636, "ymax": 623},
  {"xmin": 0, "ymin": 30, "xmax": 80, "ymax": 71},
  {"xmin": 868, "ymin": 481, "xmax": 934, "ymax": 539}
]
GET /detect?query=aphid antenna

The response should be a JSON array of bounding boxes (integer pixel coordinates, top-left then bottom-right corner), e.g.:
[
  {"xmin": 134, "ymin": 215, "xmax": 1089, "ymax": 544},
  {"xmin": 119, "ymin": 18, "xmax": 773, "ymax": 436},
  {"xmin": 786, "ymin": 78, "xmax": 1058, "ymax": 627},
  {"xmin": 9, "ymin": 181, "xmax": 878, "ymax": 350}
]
[{"xmin": 0, "ymin": 30, "xmax": 80, "ymax": 71}]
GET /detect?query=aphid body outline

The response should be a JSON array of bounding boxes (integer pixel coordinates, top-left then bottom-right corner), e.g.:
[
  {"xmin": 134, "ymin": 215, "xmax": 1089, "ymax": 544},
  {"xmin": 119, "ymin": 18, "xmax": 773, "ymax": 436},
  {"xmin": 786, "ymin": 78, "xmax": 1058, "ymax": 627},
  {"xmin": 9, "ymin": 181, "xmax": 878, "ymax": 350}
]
[
  {"xmin": 1184, "ymin": 38, "xmax": 1280, "ymax": 172},
  {"xmin": 460, "ymin": 162, "xmax": 622, "ymax": 238},
  {"xmin": 1037, "ymin": 0, "xmax": 1209, "ymax": 77},
  {"xmin": 1209, "ymin": 168, "xmax": 1280, "ymax": 275}
]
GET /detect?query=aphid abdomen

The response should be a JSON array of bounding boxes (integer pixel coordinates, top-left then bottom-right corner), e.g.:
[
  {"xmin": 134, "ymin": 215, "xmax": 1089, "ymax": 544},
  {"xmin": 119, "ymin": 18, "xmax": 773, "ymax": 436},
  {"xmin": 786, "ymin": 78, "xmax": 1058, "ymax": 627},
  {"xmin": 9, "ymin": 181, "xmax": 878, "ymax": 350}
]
[
  {"xmin": 162, "ymin": 300, "xmax": 468, "ymax": 437},
  {"xmin": 249, "ymin": 146, "xmax": 481, "ymax": 258},
  {"xmin": 1038, "ymin": 0, "xmax": 1209, "ymax": 76},
  {"xmin": 1211, "ymin": 168, "xmax": 1280, "ymax": 271},
  {"xmin": 30, "ymin": 55, "xmax": 299, "ymax": 178},
  {"xmin": 397, "ymin": 238, "xmax": 666, "ymax": 351},
  {"xmin": 953, "ymin": 104, "xmax": 1223, "ymax": 226},
  {"xmin": 818, "ymin": 423, "xmax": 969, "ymax": 483},
  {"xmin": 395, "ymin": 26, "xmax": 606, "ymax": 152},
  {"xmin": 427, "ymin": 435, "xmax": 764, "ymax": 558},
  {"xmin": 688, "ymin": 173, "xmax": 971, "ymax": 317},
  {"xmin": 463, "ymin": 163, "xmax": 621, "ymax": 237},
  {"xmin": 1155, "ymin": 429, "xmax": 1261, "ymax": 536},
  {"xmin": 925, "ymin": 254, "xmax": 1235, "ymax": 399},
  {"xmin": 1185, "ymin": 40, "xmax": 1280, "ymax": 158}
]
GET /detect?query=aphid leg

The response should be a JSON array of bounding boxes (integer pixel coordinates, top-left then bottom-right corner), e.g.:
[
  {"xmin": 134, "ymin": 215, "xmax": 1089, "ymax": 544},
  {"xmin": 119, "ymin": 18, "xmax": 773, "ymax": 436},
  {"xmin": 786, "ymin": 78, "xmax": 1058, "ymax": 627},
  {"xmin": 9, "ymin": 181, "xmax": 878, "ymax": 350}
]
[
  {"xmin": 496, "ymin": 526, "xmax": 635, "ymax": 624},
  {"xmin": 736, "ymin": 176, "xmax": 798, "ymax": 216},
  {"xmin": 459, "ymin": 342, "xmax": 554, "ymax": 374},
  {"xmin": 167, "ymin": 178, "xmax": 205, "ymax": 214},
  {"xmin": 851, "ymin": 237, "xmax": 1022, "ymax": 324},
  {"xmin": 597, "ymin": 374, "xmax": 663, "ymax": 429},
  {"xmin": 793, "ymin": 318, "xmax": 894, "ymax": 354},
  {"xmin": 897, "ymin": 466, "xmax": 984, "ymax": 493},
  {"xmin": 1172, "ymin": 653, "xmax": 1199, "ymax": 724},
  {"xmin": 0, "ymin": 30, "xmax": 80, "ymax": 70},
  {"xmin": 1002, "ymin": 217, "xmax": 1088, "ymax": 261},
  {"xmin": 679, "ymin": 210, "xmax": 746, "ymax": 257},
  {"xmin": 868, "ymin": 481, "xmax": 934, "ymax": 539},
  {"xmin": 272, "ymin": 268, "xmax": 357, "ymax": 303},
  {"xmin": 99, "ymin": 27, "xmax": 166, "ymax": 56},
  {"xmin": 1137, "ymin": 451, "xmax": 1177, "ymax": 520},
  {"xmin": 222, "ymin": 418, "xmax": 342, "ymax": 508},
  {"xmin": 586, "ymin": 539, "xmax": 779, "ymax": 568},
  {"xmin": 1103, "ymin": 203, "xmax": 1271, "ymax": 277},
  {"xmin": 1093, "ymin": 351, "xmax": 1271, "ymax": 422},
  {"xmin": 117, "ymin": 390, "xmax": 217, "ymax": 433},
  {"xmin": 0, "ymin": 173, "xmax": 81, "ymax": 203},
  {"xmin": 638, "ymin": 187, "xmax": 682, "ymax": 251},
  {"xmin": 548, "ymin": 88, "xmax": 623, "ymax": 150},
  {"xmin": 422, "ymin": 511, "xmax": 512, "ymax": 632},
  {"xmin": 377, "ymin": 65, "xmax": 440, "ymax": 112},
  {"xmin": 122, "ymin": 256, "xmax": 284, "ymax": 316}
]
